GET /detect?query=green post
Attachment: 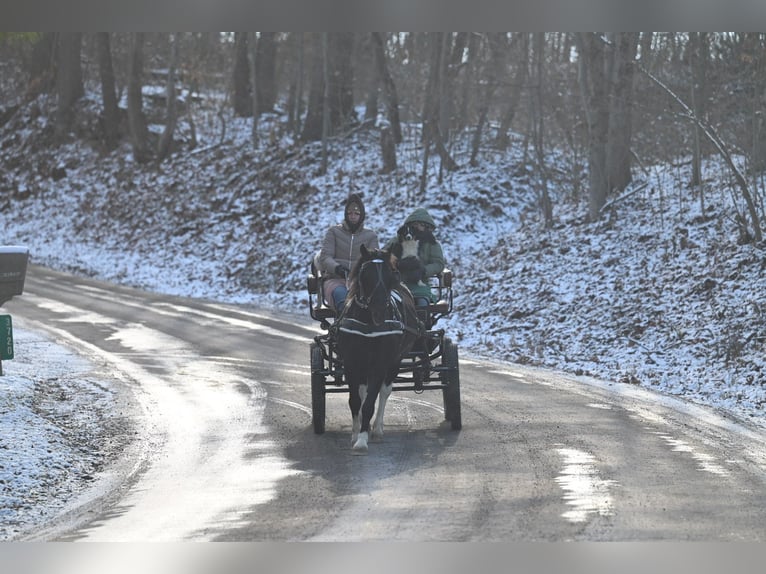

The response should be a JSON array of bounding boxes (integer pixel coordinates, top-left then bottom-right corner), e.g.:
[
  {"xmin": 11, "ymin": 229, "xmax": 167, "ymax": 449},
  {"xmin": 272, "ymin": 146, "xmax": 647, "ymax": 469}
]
[{"xmin": 0, "ymin": 315, "xmax": 13, "ymax": 376}]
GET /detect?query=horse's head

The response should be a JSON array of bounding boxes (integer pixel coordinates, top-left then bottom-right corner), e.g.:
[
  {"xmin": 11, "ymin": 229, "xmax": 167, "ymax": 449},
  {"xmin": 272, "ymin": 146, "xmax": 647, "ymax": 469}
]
[{"xmin": 348, "ymin": 245, "xmax": 397, "ymax": 326}]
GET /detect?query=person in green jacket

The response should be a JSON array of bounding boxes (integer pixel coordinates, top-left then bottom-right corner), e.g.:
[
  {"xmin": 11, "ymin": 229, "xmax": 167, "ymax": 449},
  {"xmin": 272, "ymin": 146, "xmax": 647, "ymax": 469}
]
[{"xmin": 385, "ymin": 208, "xmax": 446, "ymax": 307}]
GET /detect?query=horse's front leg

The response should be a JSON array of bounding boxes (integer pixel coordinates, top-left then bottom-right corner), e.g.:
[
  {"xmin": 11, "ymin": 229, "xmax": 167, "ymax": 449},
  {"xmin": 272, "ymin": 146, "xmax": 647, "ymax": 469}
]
[
  {"xmin": 351, "ymin": 383, "xmax": 367, "ymax": 446},
  {"xmin": 371, "ymin": 381, "xmax": 393, "ymax": 442},
  {"xmin": 353, "ymin": 383, "xmax": 377, "ymax": 454}
]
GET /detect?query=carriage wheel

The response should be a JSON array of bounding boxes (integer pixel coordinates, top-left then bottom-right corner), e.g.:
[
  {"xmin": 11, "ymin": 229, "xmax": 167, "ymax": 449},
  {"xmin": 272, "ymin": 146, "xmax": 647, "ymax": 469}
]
[
  {"xmin": 310, "ymin": 343, "xmax": 326, "ymax": 434},
  {"xmin": 441, "ymin": 337, "xmax": 462, "ymax": 431}
]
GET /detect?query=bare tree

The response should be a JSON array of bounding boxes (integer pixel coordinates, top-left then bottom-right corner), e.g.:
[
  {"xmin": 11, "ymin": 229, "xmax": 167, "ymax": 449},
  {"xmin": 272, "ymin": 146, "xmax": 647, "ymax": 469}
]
[
  {"xmin": 28, "ymin": 33, "xmax": 56, "ymax": 97},
  {"xmin": 372, "ymin": 32, "xmax": 402, "ymax": 144},
  {"xmin": 54, "ymin": 32, "xmax": 83, "ymax": 140},
  {"xmin": 255, "ymin": 32, "xmax": 277, "ymax": 114},
  {"xmin": 456, "ymin": 32, "xmax": 479, "ymax": 134},
  {"xmin": 157, "ymin": 33, "xmax": 179, "ymax": 161},
  {"xmin": 286, "ymin": 32, "xmax": 304, "ymax": 137},
  {"xmin": 127, "ymin": 32, "xmax": 150, "ymax": 163},
  {"xmin": 606, "ymin": 32, "xmax": 639, "ymax": 194},
  {"xmin": 689, "ymin": 32, "xmax": 709, "ymax": 203},
  {"xmin": 302, "ymin": 33, "xmax": 356, "ymax": 142},
  {"xmin": 321, "ymin": 33, "xmax": 330, "ymax": 173},
  {"xmin": 421, "ymin": 32, "xmax": 458, "ymax": 193},
  {"xmin": 640, "ymin": 62, "xmax": 763, "ymax": 242},
  {"xmin": 577, "ymin": 32, "xmax": 610, "ymax": 220},
  {"xmin": 95, "ymin": 33, "xmax": 119, "ymax": 150},
  {"xmin": 301, "ymin": 34, "xmax": 324, "ymax": 141},
  {"xmin": 250, "ymin": 32, "xmax": 259, "ymax": 147},
  {"xmin": 232, "ymin": 33, "xmax": 251, "ymax": 117},
  {"xmin": 328, "ymin": 33, "xmax": 356, "ymax": 131},
  {"xmin": 531, "ymin": 33, "xmax": 553, "ymax": 228},
  {"xmin": 370, "ymin": 32, "xmax": 401, "ymax": 174},
  {"xmin": 470, "ymin": 33, "xmax": 504, "ymax": 166},
  {"xmin": 495, "ymin": 33, "xmax": 529, "ymax": 150}
]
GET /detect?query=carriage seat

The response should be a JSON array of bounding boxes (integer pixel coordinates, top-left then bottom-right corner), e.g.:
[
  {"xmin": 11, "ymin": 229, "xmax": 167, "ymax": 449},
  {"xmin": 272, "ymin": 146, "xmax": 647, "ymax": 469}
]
[
  {"xmin": 307, "ymin": 251, "xmax": 336, "ymax": 322},
  {"xmin": 416, "ymin": 269, "xmax": 453, "ymax": 329},
  {"xmin": 426, "ymin": 269, "xmax": 452, "ymax": 313}
]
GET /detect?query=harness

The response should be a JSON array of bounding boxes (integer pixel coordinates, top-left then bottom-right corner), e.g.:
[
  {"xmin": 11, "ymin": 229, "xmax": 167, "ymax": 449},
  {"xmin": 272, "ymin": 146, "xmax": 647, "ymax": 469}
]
[
  {"xmin": 336, "ymin": 259, "xmax": 423, "ymax": 339},
  {"xmin": 338, "ymin": 291, "xmax": 423, "ymax": 338}
]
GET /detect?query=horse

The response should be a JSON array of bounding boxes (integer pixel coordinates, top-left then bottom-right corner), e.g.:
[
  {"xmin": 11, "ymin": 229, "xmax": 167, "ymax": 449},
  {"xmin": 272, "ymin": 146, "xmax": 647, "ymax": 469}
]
[{"xmin": 334, "ymin": 245, "xmax": 421, "ymax": 453}]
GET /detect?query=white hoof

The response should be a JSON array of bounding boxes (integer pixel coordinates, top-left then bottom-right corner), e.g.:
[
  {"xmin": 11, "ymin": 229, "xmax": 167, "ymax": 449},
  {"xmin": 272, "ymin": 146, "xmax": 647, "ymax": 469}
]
[
  {"xmin": 352, "ymin": 432, "xmax": 369, "ymax": 454},
  {"xmin": 371, "ymin": 428, "xmax": 384, "ymax": 442}
]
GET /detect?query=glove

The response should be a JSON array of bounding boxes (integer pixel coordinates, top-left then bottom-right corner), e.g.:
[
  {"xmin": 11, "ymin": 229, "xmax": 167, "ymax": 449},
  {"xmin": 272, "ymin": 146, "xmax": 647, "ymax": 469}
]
[{"xmin": 335, "ymin": 264, "xmax": 349, "ymax": 279}]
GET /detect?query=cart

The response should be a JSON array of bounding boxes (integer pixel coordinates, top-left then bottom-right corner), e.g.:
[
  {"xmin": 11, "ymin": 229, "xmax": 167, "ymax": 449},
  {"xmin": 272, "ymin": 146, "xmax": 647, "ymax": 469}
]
[{"xmin": 307, "ymin": 257, "xmax": 461, "ymax": 434}]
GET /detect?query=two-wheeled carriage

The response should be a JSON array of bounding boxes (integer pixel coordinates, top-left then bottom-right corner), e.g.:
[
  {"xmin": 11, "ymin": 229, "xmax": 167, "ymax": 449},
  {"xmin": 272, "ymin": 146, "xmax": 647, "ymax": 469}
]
[{"xmin": 307, "ymin": 255, "xmax": 462, "ymax": 436}]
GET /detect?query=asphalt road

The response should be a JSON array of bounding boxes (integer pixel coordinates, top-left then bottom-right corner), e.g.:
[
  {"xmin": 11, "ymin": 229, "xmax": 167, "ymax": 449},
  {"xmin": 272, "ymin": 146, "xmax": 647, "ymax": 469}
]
[{"xmin": 8, "ymin": 265, "xmax": 766, "ymax": 541}]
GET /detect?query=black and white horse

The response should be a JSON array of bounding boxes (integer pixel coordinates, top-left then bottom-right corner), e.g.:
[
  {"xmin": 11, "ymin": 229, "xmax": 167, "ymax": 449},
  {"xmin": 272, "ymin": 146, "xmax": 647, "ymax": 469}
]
[{"xmin": 335, "ymin": 245, "xmax": 420, "ymax": 453}]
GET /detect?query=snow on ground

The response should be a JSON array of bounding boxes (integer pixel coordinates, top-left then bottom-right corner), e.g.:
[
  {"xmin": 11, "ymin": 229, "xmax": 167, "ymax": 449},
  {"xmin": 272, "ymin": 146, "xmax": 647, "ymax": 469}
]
[
  {"xmin": 0, "ymin": 327, "xmax": 136, "ymax": 540},
  {"xmin": 1, "ymin": 94, "xmax": 766, "ymax": 538}
]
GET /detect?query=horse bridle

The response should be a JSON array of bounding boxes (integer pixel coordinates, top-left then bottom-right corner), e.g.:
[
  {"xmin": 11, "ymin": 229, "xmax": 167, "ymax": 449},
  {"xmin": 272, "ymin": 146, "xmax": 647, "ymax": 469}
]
[{"xmin": 354, "ymin": 259, "xmax": 390, "ymax": 311}]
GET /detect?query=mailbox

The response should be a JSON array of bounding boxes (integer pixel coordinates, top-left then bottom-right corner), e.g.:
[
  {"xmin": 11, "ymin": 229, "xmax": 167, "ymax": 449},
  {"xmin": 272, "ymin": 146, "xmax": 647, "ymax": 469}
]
[{"xmin": 0, "ymin": 246, "xmax": 29, "ymax": 306}]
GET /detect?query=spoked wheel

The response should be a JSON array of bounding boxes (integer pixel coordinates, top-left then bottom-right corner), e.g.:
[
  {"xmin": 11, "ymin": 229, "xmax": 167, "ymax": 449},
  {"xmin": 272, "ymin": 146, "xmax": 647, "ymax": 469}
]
[
  {"xmin": 310, "ymin": 342, "xmax": 326, "ymax": 434},
  {"xmin": 441, "ymin": 337, "xmax": 462, "ymax": 430}
]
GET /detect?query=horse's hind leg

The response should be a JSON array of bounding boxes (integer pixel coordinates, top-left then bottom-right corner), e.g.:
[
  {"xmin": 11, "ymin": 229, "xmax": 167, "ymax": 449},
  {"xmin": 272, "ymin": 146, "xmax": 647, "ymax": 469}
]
[{"xmin": 371, "ymin": 382, "xmax": 393, "ymax": 441}]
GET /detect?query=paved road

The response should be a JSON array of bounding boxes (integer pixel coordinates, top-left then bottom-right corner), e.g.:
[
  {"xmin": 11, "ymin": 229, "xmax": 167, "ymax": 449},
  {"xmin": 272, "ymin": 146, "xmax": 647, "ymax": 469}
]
[{"xmin": 8, "ymin": 266, "xmax": 766, "ymax": 541}]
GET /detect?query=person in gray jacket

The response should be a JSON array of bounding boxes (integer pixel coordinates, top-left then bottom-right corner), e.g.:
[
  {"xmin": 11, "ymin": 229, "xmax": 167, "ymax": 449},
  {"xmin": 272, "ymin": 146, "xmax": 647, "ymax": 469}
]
[{"xmin": 319, "ymin": 193, "xmax": 379, "ymax": 313}]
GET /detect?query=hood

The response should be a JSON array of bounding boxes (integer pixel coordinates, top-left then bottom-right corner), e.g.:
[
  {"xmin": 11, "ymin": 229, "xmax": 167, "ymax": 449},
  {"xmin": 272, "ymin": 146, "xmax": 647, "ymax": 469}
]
[
  {"xmin": 344, "ymin": 193, "xmax": 366, "ymax": 231},
  {"xmin": 404, "ymin": 208, "xmax": 436, "ymax": 228}
]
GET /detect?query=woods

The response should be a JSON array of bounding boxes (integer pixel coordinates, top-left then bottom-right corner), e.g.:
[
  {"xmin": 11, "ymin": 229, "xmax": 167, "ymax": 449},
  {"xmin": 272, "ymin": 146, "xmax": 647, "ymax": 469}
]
[{"xmin": 4, "ymin": 32, "xmax": 766, "ymax": 237}]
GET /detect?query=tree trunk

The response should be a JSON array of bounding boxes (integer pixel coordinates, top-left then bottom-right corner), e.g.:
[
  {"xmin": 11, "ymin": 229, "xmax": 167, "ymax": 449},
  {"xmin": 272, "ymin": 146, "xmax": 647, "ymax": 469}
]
[
  {"xmin": 495, "ymin": 33, "xmax": 529, "ymax": 150},
  {"xmin": 256, "ymin": 32, "xmax": 277, "ymax": 113},
  {"xmin": 457, "ymin": 32, "xmax": 479, "ymax": 133},
  {"xmin": 470, "ymin": 33, "xmax": 504, "ymax": 166},
  {"xmin": 422, "ymin": 33, "xmax": 458, "ymax": 174},
  {"xmin": 127, "ymin": 32, "xmax": 151, "ymax": 163},
  {"xmin": 301, "ymin": 34, "xmax": 324, "ymax": 141},
  {"xmin": 54, "ymin": 32, "xmax": 83, "ymax": 140},
  {"xmin": 380, "ymin": 124, "xmax": 396, "ymax": 173},
  {"xmin": 96, "ymin": 32, "xmax": 119, "ymax": 150},
  {"xmin": 639, "ymin": 32, "xmax": 654, "ymax": 71},
  {"xmin": 232, "ymin": 32, "xmax": 251, "ymax": 117},
  {"xmin": 577, "ymin": 32, "xmax": 610, "ymax": 220},
  {"xmin": 690, "ymin": 32, "xmax": 709, "ymax": 188},
  {"xmin": 157, "ymin": 33, "xmax": 179, "ymax": 162},
  {"xmin": 287, "ymin": 33, "xmax": 304, "ymax": 136},
  {"xmin": 355, "ymin": 33, "xmax": 376, "ymax": 124},
  {"xmin": 371, "ymin": 32, "xmax": 402, "ymax": 144},
  {"xmin": 28, "ymin": 33, "xmax": 56, "ymax": 96},
  {"xmin": 321, "ymin": 33, "xmax": 330, "ymax": 174},
  {"xmin": 328, "ymin": 33, "xmax": 355, "ymax": 132},
  {"xmin": 531, "ymin": 33, "xmax": 553, "ymax": 228},
  {"xmin": 607, "ymin": 32, "xmax": 639, "ymax": 194},
  {"xmin": 250, "ymin": 32, "xmax": 259, "ymax": 147}
]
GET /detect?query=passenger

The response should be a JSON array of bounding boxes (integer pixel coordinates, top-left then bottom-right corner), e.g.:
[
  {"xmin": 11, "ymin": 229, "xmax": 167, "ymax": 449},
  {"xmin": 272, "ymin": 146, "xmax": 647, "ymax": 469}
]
[
  {"xmin": 385, "ymin": 207, "xmax": 446, "ymax": 309},
  {"xmin": 319, "ymin": 193, "xmax": 379, "ymax": 314}
]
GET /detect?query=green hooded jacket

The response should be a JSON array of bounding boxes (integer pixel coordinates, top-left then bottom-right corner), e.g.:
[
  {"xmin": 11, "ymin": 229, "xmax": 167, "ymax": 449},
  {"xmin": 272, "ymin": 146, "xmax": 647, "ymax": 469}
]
[{"xmin": 385, "ymin": 208, "xmax": 446, "ymax": 302}]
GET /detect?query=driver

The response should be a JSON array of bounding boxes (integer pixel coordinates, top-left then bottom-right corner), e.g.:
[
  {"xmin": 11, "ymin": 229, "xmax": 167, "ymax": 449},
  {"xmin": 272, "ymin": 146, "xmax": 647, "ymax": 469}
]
[{"xmin": 318, "ymin": 193, "xmax": 379, "ymax": 313}]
